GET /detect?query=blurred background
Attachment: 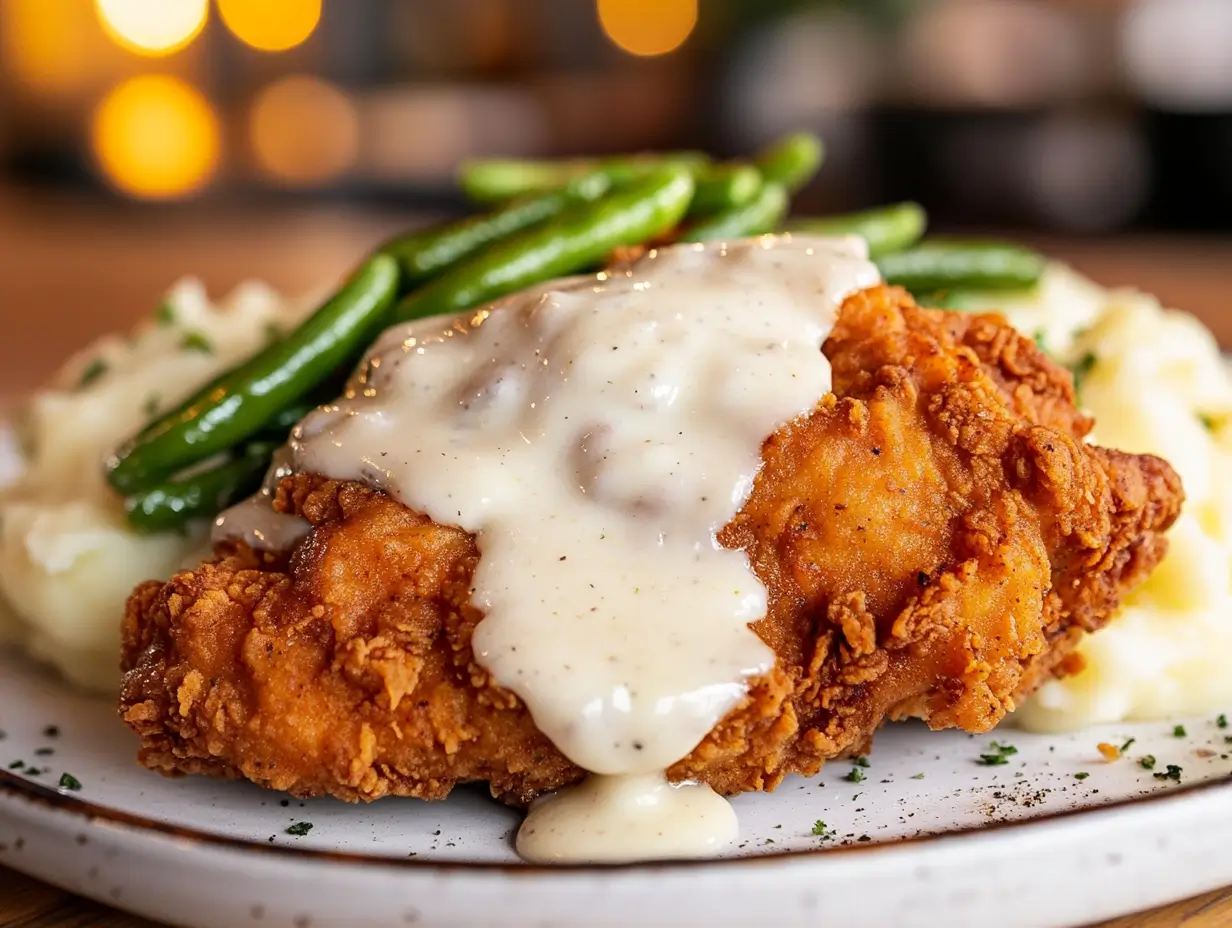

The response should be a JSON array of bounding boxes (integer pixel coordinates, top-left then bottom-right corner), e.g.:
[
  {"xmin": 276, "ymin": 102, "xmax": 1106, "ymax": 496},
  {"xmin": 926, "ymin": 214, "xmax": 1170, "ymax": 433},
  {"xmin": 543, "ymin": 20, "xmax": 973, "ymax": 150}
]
[{"xmin": 0, "ymin": 0, "xmax": 1230, "ymax": 391}]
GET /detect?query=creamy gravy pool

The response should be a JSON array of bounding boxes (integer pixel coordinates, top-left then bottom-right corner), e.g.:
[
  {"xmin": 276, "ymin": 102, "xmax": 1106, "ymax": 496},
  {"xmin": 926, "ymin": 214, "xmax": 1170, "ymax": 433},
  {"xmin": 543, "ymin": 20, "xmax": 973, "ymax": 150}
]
[{"xmin": 243, "ymin": 235, "xmax": 879, "ymax": 862}]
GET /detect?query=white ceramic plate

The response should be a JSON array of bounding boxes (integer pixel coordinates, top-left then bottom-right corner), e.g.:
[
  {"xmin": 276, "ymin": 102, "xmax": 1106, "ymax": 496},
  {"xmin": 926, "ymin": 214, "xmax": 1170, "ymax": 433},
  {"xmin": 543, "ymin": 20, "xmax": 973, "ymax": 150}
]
[{"xmin": 2, "ymin": 650, "xmax": 1231, "ymax": 927}]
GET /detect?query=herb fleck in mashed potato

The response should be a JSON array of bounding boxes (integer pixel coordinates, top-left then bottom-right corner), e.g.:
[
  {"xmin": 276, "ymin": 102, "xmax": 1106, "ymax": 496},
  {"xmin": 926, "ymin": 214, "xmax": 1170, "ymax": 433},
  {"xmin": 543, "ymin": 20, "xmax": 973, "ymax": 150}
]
[
  {"xmin": 0, "ymin": 280, "xmax": 306, "ymax": 691},
  {"xmin": 978, "ymin": 267, "xmax": 1232, "ymax": 730}
]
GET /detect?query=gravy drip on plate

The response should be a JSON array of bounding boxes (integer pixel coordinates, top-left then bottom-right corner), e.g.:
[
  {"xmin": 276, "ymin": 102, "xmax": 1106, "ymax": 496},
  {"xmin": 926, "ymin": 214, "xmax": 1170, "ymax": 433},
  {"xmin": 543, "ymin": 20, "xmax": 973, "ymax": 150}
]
[
  {"xmin": 213, "ymin": 448, "xmax": 311, "ymax": 551},
  {"xmin": 516, "ymin": 773, "xmax": 738, "ymax": 864},
  {"xmin": 289, "ymin": 235, "xmax": 880, "ymax": 862}
]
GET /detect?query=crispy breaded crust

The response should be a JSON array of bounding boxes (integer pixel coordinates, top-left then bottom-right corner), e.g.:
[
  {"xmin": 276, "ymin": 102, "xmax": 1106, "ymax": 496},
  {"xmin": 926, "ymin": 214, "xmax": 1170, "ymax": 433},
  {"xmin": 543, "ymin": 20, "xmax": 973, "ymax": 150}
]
[{"xmin": 120, "ymin": 286, "xmax": 1183, "ymax": 804}]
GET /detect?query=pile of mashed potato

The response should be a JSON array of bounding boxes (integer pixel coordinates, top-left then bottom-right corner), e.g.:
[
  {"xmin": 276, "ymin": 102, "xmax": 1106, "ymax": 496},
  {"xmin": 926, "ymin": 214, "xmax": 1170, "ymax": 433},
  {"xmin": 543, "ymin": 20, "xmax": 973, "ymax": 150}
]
[
  {"xmin": 959, "ymin": 267, "xmax": 1232, "ymax": 731},
  {"xmin": 0, "ymin": 279, "xmax": 308, "ymax": 692}
]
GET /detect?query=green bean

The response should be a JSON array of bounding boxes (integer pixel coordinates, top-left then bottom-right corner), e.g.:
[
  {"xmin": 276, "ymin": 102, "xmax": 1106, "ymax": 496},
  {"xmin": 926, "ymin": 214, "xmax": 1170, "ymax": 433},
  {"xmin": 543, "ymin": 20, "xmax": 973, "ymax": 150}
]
[
  {"xmin": 258, "ymin": 402, "xmax": 316, "ymax": 437},
  {"xmin": 124, "ymin": 441, "xmax": 278, "ymax": 533},
  {"xmin": 688, "ymin": 164, "xmax": 763, "ymax": 216},
  {"xmin": 875, "ymin": 241, "xmax": 1046, "ymax": 294},
  {"xmin": 916, "ymin": 290, "xmax": 995, "ymax": 311},
  {"xmin": 458, "ymin": 152, "xmax": 708, "ymax": 204},
  {"xmin": 754, "ymin": 132, "xmax": 824, "ymax": 193},
  {"xmin": 785, "ymin": 202, "xmax": 927, "ymax": 258},
  {"xmin": 106, "ymin": 255, "xmax": 400, "ymax": 494},
  {"xmin": 382, "ymin": 172, "xmax": 612, "ymax": 286},
  {"xmin": 256, "ymin": 376, "xmax": 344, "ymax": 437},
  {"xmin": 681, "ymin": 182, "xmax": 788, "ymax": 243},
  {"xmin": 392, "ymin": 166, "xmax": 696, "ymax": 324}
]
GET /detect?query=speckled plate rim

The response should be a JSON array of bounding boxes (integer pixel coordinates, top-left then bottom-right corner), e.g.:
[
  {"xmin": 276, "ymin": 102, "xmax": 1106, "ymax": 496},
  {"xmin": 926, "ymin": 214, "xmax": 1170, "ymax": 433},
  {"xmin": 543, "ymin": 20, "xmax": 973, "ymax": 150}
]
[
  {"xmin": 4, "ymin": 761, "xmax": 1232, "ymax": 928},
  {"xmin": 2, "ymin": 764, "xmax": 1230, "ymax": 873}
]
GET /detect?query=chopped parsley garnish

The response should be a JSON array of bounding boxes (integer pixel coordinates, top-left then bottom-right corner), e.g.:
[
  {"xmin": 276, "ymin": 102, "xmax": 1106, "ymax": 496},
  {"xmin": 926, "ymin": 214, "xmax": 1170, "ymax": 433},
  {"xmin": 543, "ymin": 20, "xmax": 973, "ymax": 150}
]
[
  {"xmin": 285, "ymin": 822, "xmax": 313, "ymax": 837},
  {"xmin": 77, "ymin": 357, "xmax": 108, "ymax": 389},
  {"xmin": 853, "ymin": 756, "xmax": 870, "ymax": 768},
  {"xmin": 844, "ymin": 767, "xmax": 866, "ymax": 783},
  {"xmin": 1033, "ymin": 329, "xmax": 1047, "ymax": 352},
  {"xmin": 910, "ymin": 772, "xmax": 925, "ymax": 780},
  {"xmin": 1074, "ymin": 772, "xmax": 1090, "ymax": 781},
  {"xmin": 1140, "ymin": 755, "xmax": 1157, "ymax": 770},
  {"xmin": 978, "ymin": 741, "xmax": 1017, "ymax": 766},
  {"xmin": 811, "ymin": 820, "xmax": 829, "ymax": 837},
  {"xmin": 43, "ymin": 726, "xmax": 59, "ymax": 738},
  {"xmin": 1120, "ymin": 737, "xmax": 1136, "ymax": 753},
  {"xmin": 34, "ymin": 747, "xmax": 53, "ymax": 757},
  {"xmin": 180, "ymin": 331, "xmax": 214, "ymax": 354},
  {"xmin": 1218, "ymin": 714, "xmax": 1228, "ymax": 729},
  {"xmin": 1173, "ymin": 725, "xmax": 1187, "ymax": 738},
  {"xmin": 58, "ymin": 772, "xmax": 82, "ymax": 791},
  {"xmin": 1199, "ymin": 413, "xmax": 1220, "ymax": 432},
  {"xmin": 763, "ymin": 838, "xmax": 775, "ymax": 845},
  {"xmin": 1071, "ymin": 352, "xmax": 1097, "ymax": 395},
  {"xmin": 8, "ymin": 760, "xmax": 23, "ymax": 770},
  {"xmin": 1154, "ymin": 765, "xmax": 1183, "ymax": 783},
  {"xmin": 155, "ymin": 301, "xmax": 176, "ymax": 326}
]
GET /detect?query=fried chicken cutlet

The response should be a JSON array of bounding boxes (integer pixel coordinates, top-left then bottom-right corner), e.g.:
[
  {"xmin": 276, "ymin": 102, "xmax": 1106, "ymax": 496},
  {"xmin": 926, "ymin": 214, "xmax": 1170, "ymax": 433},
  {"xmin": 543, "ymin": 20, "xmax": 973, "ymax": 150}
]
[{"xmin": 119, "ymin": 285, "xmax": 1183, "ymax": 805}]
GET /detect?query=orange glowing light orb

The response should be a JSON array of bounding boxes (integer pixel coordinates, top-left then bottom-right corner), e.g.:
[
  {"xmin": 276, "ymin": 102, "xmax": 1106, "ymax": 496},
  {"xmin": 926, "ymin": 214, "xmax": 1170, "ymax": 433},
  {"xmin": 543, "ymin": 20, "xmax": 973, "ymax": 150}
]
[
  {"xmin": 250, "ymin": 75, "xmax": 359, "ymax": 185},
  {"xmin": 596, "ymin": 0, "xmax": 698, "ymax": 57},
  {"xmin": 92, "ymin": 75, "xmax": 220, "ymax": 199},
  {"xmin": 217, "ymin": 0, "xmax": 321, "ymax": 52}
]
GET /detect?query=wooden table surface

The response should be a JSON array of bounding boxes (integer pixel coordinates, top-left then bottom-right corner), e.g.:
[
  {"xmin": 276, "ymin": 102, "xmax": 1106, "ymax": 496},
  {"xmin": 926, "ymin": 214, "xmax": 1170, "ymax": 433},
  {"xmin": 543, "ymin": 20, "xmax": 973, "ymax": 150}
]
[
  {"xmin": 1, "ymin": 189, "xmax": 1230, "ymax": 927},
  {"xmin": 2, "ymin": 864, "xmax": 1232, "ymax": 928}
]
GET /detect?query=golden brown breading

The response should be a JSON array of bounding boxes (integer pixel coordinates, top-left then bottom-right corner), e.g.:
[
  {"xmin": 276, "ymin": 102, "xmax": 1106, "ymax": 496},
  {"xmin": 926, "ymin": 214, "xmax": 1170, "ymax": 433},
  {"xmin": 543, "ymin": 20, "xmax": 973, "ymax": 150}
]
[{"xmin": 119, "ymin": 286, "xmax": 1183, "ymax": 805}]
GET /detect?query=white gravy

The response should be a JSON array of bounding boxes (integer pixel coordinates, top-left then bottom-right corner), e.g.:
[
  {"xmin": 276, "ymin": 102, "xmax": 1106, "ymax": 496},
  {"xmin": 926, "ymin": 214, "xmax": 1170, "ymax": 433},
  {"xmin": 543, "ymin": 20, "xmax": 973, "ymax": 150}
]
[
  {"xmin": 279, "ymin": 235, "xmax": 878, "ymax": 862},
  {"xmin": 213, "ymin": 447, "xmax": 311, "ymax": 551},
  {"xmin": 517, "ymin": 774, "xmax": 737, "ymax": 863}
]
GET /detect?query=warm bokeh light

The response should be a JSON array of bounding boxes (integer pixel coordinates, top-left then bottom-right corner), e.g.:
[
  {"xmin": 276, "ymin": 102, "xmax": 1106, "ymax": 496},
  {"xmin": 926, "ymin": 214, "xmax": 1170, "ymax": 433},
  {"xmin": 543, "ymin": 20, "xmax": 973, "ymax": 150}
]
[
  {"xmin": 1122, "ymin": 0, "xmax": 1232, "ymax": 111},
  {"xmin": 250, "ymin": 75, "xmax": 359, "ymax": 186},
  {"xmin": 596, "ymin": 0, "xmax": 698, "ymax": 57},
  {"xmin": 95, "ymin": 0, "xmax": 208, "ymax": 56},
  {"xmin": 91, "ymin": 75, "xmax": 220, "ymax": 199},
  {"xmin": 217, "ymin": 0, "xmax": 321, "ymax": 52},
  {"xmin": 1, "ymin": 0, "xmax": 95, "ymax": 94}
]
